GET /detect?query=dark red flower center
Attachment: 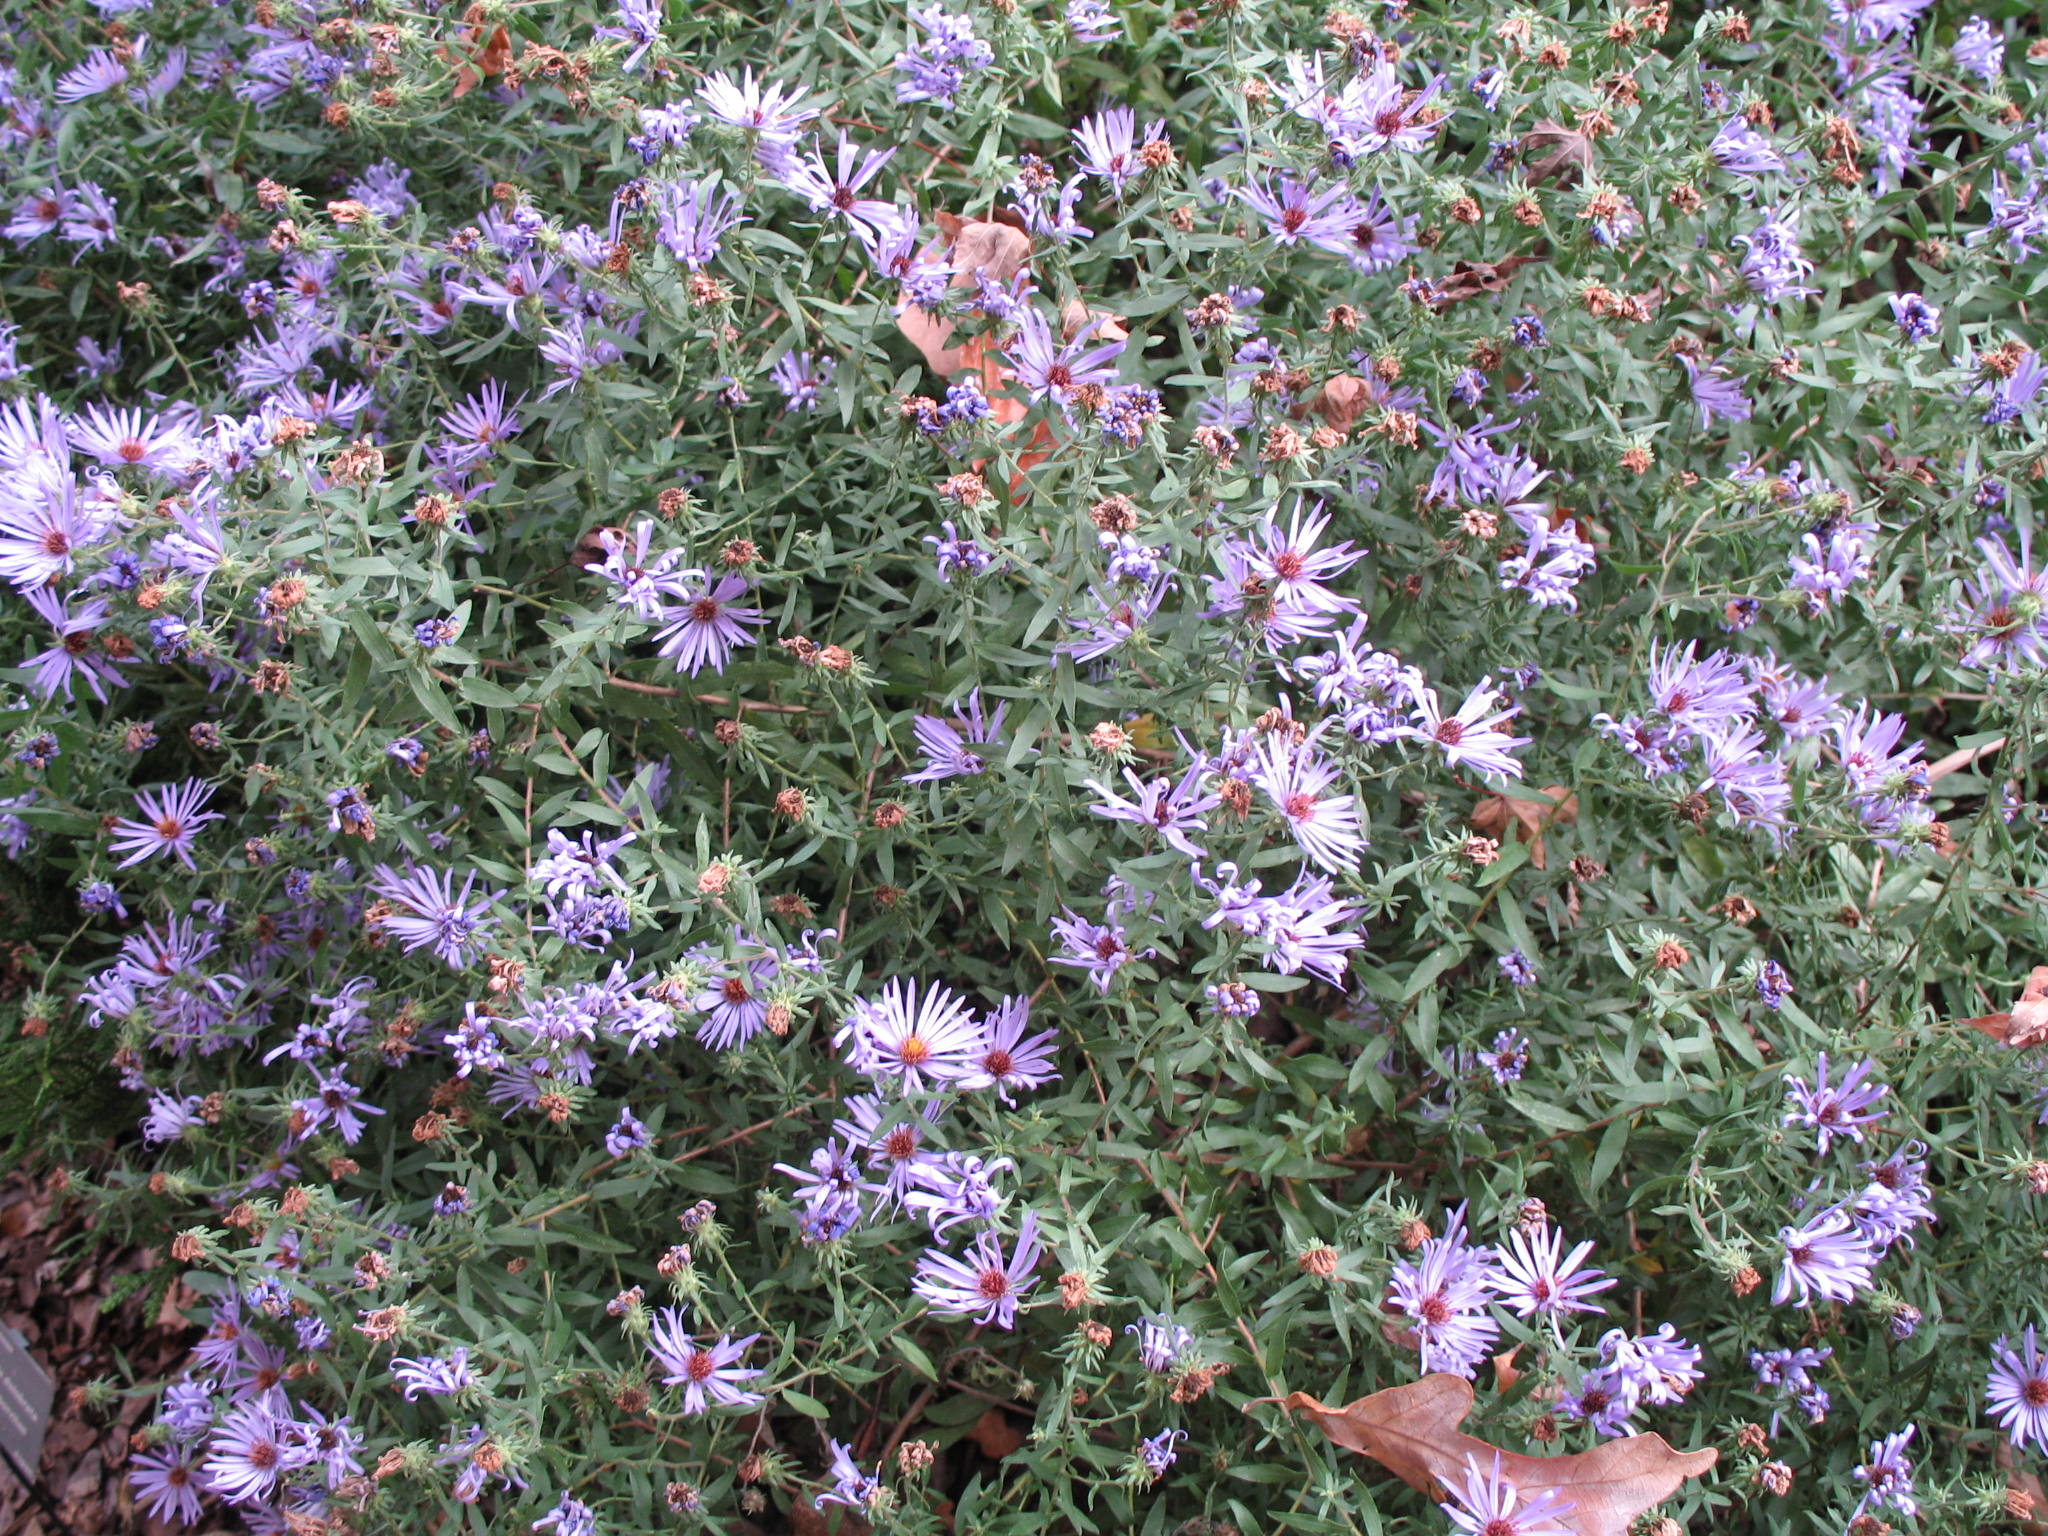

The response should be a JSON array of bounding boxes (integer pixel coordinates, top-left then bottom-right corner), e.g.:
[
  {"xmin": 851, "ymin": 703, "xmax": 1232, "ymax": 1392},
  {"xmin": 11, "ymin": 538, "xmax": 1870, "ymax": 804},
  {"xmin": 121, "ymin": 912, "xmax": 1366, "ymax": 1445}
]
[
  {"xmin": 976, "ymin": 1267, "xmax": 1011, "ymax": 1300},
  {"xmin": 1435, "ymin": 719, "xmax": 1464, "ymax": 746},
  {"xmin": 690, "ymin": 598, "xmax": 720, "ymax": 623}
]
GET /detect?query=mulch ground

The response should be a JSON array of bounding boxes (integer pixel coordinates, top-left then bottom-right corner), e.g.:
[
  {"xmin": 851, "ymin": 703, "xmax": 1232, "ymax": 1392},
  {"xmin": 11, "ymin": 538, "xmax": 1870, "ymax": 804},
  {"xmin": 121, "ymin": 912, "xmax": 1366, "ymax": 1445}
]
[{"xmin": 0, "ymin": 1168, "xmax": 201, "ymax": 1536}]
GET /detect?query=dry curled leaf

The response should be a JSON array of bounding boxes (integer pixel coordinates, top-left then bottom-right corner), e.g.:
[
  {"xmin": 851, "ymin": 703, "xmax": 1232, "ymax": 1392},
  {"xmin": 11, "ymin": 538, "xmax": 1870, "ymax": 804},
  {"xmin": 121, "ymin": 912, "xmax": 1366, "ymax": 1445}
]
[
  {"xmin": 1960, "ymin": 965, "xmax": 2048, "ymax": 1049},
  {"xmin": 1060, "ymin": 299, "xmax": 1128, "ymax": 344},
  {"xmin": 1306, "ymin": 374, "xmax": 1374, "ymax": 429},
  {"xmin": 442, "ymin": 22, "xmax": 512, "ymax": 99},
  {"xmin": 1520, "ymin": 120, "xmax": 1595, "ymax": 186},
  {"xmin": 1271, "ymin": 1375, "xmax": 1715, "ymax": 1536},
  {"xmin": 1469, "ymin": 786, "xmax": 1579, "ymax": 870},
  {"xmin": 895, "ymin": 217, "xmax": 1034, "ymax": 376},
  {"xmin": 1429, "ymin": 256, "xmax": 1544, "ymax": 310}
]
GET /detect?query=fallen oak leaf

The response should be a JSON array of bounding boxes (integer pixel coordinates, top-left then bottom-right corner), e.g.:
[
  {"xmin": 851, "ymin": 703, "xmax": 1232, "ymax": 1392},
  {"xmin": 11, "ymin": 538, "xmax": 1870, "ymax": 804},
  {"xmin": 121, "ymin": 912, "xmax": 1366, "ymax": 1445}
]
[
  {"xmin": 1268, "ymin": 1374, "xmax": 1715, "ymax": 1536},
  {"xmin": 1469, "ymin": 785, "xmax": 1579, "ymax": 871},
  {"xmin": 1429, "ymin": 255, "xmax": 1544, "ymax": 310},
  {"xmin": 1520, "ymin": 119, "xmax": 1595, "ymax": 186},
  {"xmin": 1959, "ymin": 965, "xmax": 2048, "ymax": 1048},
  {"xmin": 1061, "ymin": 299, "xmax": 1128, "ymax": 344},
  {"xmin": 1304, "ymin": 374, "xmax": 1374, "ymax": 430}
]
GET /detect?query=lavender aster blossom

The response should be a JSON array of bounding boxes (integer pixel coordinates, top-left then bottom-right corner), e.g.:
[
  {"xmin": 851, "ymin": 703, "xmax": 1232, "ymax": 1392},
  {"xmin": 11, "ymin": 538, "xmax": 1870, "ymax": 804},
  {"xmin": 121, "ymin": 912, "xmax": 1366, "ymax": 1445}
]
[
  {"xmin": 1782, "ymin": 1051, "xmax": 1889, "ymax": 1153},
  {"xmin": 1987, "ymin": 1326, "xmax": 2048, "ymax": 1453},
  {"xmin": 1085, "ymin": 760, "xmax": 1220, "ymax": 861},
  {"xmin": 1247, "ymin": 732, "xmax": 1367, "ymax": 875},
  {"xmin": 770, "ymin": 349, "xmax": 834, "ymax": 412},
  {"xmin": 1438, "ymin": 1453, "xmax": 1575, "ymax": 1536},
  {"xmin": 1408, "ymin": 677, "xmax": 1531, "ymax": 780},
  {"xmin": 1680, "ymin": 355, "xmax": 1753, "ymax": 428},
  {"xmin": 1852, "ymin": 1425, "xmax": 1918, "ymax": 1521},
  {"xmin": 1049, "ymin": 905, "xmax": 1146, "ymax": 993},
  {"xmin": 1734, "ymin": 205, "xmax": 1816, "ymax": 303},
  {"xmin": 368, "ymin": 863, "xmax": 499, "ymax": 968},
  {"xmin": 1137, "ymin": 1426, "xmax": 1186, "ymax": 1478},
  {"xmin": 837, "ymin": 978, "xmax": 982, "ymax": 1092},
  {"xmin": 651, "ymin": 573, "xmax": 762, "ymax": 675},
  {"xmin": 1126, "ymin": 1314, "xmax": 1195, "ymax": 1373},
  {"xmin": 1385, "ymin": 1204, "xmax": 1500, "ymax": 1377},
  {"xmin": 1773, "ymin": 1208, "xmax": 1877, "ymax": 1306},
  {"xmin": 532, "ymin": 1494, "xmax": 598, "ymax": 1536},
  {"xmin": 391, "ymin": 1347, "xmax": 477, "ymax": 1400},
  {"xmin": 110, "ymin": 779, "xmax": 221, "ymax": 869},
  {"xmin": 128, "ymin": 1443, "xmax": 205, "ymax": 1525},
  {"xmin": 200, "ymin": 1403, "xmax": 285, "ymax": 1505},
  {"xmin": 818, "ymin": 1439, "xmax": 881, "ymax": 1510},
  {"xmin": 647, "ymin": 1309, "xmax": 765, "ymax": 1414},
  {"xmin": 648, "ymin": 178, "xmax": 747, "ymax": 269},
  {"xmin": 1072, "ymin": 107, "xmax": 1165, "ymax": 198},
  {"xmin": 605, "ymin": 1106, "xmax": 649, "ymax": 1158},
  {"xmin": 912, "ymin": 1208, "xmax": 1042, "ymax": 1327},
  {"xmin": 1234, "ymin": 175, "xmax": 1360, "ymax": 254},
  {"xmin": 905, "ymin": 690, "xmax": 1005, "ymax": 783},
  {"xmin": 1491, "ymin": 1222, "xmax": 1617, "ymax": 1319},
  {"xmin": 1952, "ymin": 16, "xmax": 2005, "ymax": 81}
]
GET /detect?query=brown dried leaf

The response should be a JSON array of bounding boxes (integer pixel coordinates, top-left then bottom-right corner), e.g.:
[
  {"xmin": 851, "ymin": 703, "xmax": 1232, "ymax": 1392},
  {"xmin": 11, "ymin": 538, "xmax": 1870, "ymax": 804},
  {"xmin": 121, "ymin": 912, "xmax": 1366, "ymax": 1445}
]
[
  {"xmin": 1521, "ymin": 120, "xmax": 1594, "ymax": 186},
  {"xmin": 1429, "ymin": 256, "xmax": 1543, "ymax": 310},
  {"xmin": 1309, "ymin": 375, "xmax": 1374, "ymax": 429},
  {"xmin": 1060, "ymin": 300, "xmax": 1128, "ymax": 344},
  {"xmin": 968, "ymin": 1406, "xmax": 1025, "ymax": 1459},
  {"xmin": 1469, "ymin": 786, "xmax": 1579, "ymax": 871},
  {"xmin": 1962, "ymin": 965, "xmax": 2048, "ymax": 1048},
  {"xmin": 894, "ymin": 218, "xmax": 1034, "ymax": 377},
  {"xmin": 1274, "ymin": 1375, "xmax": 1715, "ymax": 1536},
  {"xmin": 1492, "ymin": 1347, "xmax": 1523, "ymax": 1392}
]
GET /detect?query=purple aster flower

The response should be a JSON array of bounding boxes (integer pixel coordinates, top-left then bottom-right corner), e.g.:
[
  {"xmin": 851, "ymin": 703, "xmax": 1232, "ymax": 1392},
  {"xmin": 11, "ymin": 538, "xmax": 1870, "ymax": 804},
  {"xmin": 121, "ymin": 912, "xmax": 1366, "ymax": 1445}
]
[
  {"xmin": 1004, "ymin": 307, "xmax": 1125, "ymax": 407},
  {"xmin": 290, "ymin": 1068, "xmax": 385, "ymax": 1146},
  {"xmin": 1646, "ymin": 641, "xmax": 1755, "ymax": 731},
  {"xmin": 367, "ymin": 863, "xmax": 499, "ymax": 968},
  {"xmin": 142, "ymin": 1091, "xmax": 206, "ymax": 1146},
  {"xmin": 1072, "ymin": 106, "xmax": 1166, "ymax": 197},
  {"xmin": 780, "ymin": 132, "xmax": 897, "ymax": 234},
  {"xmin": 647, "ymin": 1309, "xmax": 765, "ymax": 1414},
  {"xmin": 1059, "ymin": 576, "xmax": 1172, "ymax": 664},
  {"xmin": 1889, "ymin": 291, "xmax": 1940, "ymax": 342},
  {"xmin": 1787, "ymin": 520, "xmax": 1876, "ymax": 608},
  {"xmin": 129, "ymin": 1442, "xmax": 205, "ymax": 1525},
  {"xmin": 1138, "ymin": 1426, "xmax": 1186, "ymax": 1478},
  {"xmin": 1773, "ymin": 1208, "xmax": 1877, "ymax": 1307},
  {"xmin": 1385, "ymin": 1204, "xmax": 1500, "ymax": 1377},
  {"xmin": 1408, "ymin": 677, "xmax": 1531, "ymax": 780},
  {"xmin": 1491, "ymin": 1222, "xmax": 1617, "ymax": 1319},
  {"xmin": 531, "ymin": 1493, "xmax": 597, "ymax": 1536},
  {"xmin": 1829, "ymin": 0, "xmax": 1933, "ymax": 44},
  {"xmin": 832, "ymin": 1095, "xmax": 943, "ymax": 1209},
  {"xmin": 1085, "ymin": 760, "xmax": 1220, "ymax": 861},
  {"xmin": 1498, "ymin": 949, "xmax": 1537, "ymax": 987},
  {"xmin": 925, "ymin": 519, "xmax": 994, "ymax": 581},
  {"xmin": 1438, "ymin": 1452, "xmax": 1575, "ymax": 1536},
  {"xmin": 693, "ymin": 949, "xmax": 778, "ymax": 1051},
  {"xmin": 110, "ymin": 779, "xmax": 221, "ymax": 870},
  {"xmin": 696, "ymin": 68, "xmax": 822, "ymax": 166},
  {"xmin": 818, "ymin": 1439, "xmax": 881, "ymax": 1510},
  {"xmin": 1065, "ymin": 0, "xmax": 1121, "ymax": 42},
  {"xmin": 837, "ymin": 978, "xmax": 982, "ymax": 1092},
  {"xmin": 1756, "ymin": 959, "xmax": 1793, "ymax": 1009},
  {"xmin": 1955, "ymin": 530, "xmax": 2048, "ymax": 671},
  {"xmin": 199, "ymin": 1402, "xmax": 286, "ymax": 1506},
  {"xmin": 912, "ymin": 1208, "xmax": 1043, "ymax": 1327},
  {"xmin": 1234, "ymin": 175, "xmax": 1360, "ymax": 254},
  {"xmin": 1050, "ymin": 906, "xmax": 1148, "ymax": 993},
  {"xmin": 391, "ymin": 1347, "xmax": 477, "ymax": 1400},
  {"xmin": 893, "ymin": 6, "xmax": 994, "ymax": 107},
  {"xmin": 1988, "ymin": 1326, "xmax": 2048, "ymax": 1453},
  {"xmin": 652, "ymin": 573, "xmax": 762, "ymax": 675},
  {"xmin": 1478, "ymin": 1029, "xmax": 1527, "ymax": 1084},
  {"xmin": 19, "ymin": 585, "xmax": 128, "ymax": 703},
  {"xmin": 776, "ymin": 1137, "xmax": 868, "ymax": 1234},
  {"xmin": 1680, "ymin": 355, "xmax": 1753, "ymax": 428},
  {"xmin": 605, "ymin": 1106, "xmax": 650, "ymax": 1158},
  {"xmin": 648, "ymin": 178, "xmax": 747, "ymax": 269},
  {"xmin": 905, "ymin": 690, "xmax": 1005, "ymax": 783},
  {"xmin": 1247, "ymin": 732, "xmax": 1366, "ymax": 875},
  {"xmin": 903, "ymin": 1150, "xmax": 1013, "ymax": 1233},
  {"xmin": 953, "ymin": 994, "xmax": 1059, "ymax": 1102},
  {"xmin": 1218, "ymin": 499, "xmax": 1365, "ymax": 623},
  {"xmin": 1853, "ymin": 1425, "xmax": 1918, "ymax": 1521},
  {"xmin": 770, "ymin": 349, "xmax": 834, "ymax": 413},
  {"xmin": 1734, "ymin": 204, "xmax": 1816, "ymax": 303},
  {"xmin": 1126, "ymin": 1314, "xmax": 1194, "ymax": 1373},
  {"xmin": 1952, "ymin": 16, "xmax": 2005, "ymax": 81},
  {"xmin": 1709, "ymin": 115, "xmax": 1787, "ymax": 178},
  {"xmin": 1782, "ymin": 1051, "xmax": 1889, "ymax": 1153}
]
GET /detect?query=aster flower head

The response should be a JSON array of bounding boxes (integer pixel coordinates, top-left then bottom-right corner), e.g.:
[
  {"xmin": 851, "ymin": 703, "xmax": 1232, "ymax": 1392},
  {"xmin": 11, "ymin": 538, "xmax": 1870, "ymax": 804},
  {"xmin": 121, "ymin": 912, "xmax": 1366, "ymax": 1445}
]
[
  {"xmin": 953, "ymin": 995, "xmax": 1059, "ymax": 1102},
  {"xmin": 128, "ymin": 1442, "xmax": 205, "ymax": 1525},
  {"xmin": 652, "ymin": 572, "xmax": 762, "ymax": 676},
  {"xmin": 1782, "ymin": 1051, "xmax": 1889, "ymax": 1154},
  {"xmin": 110, "ymin": 779, "xmax": 221, "ymax": 870},
  {"xmin": 1126, "ymin": 1314, "xmax": 1195, "ymax": 1373},
  {"xmin": 1988, "ymin": 1326, "xmax": 2048, "ymax": 1454},
  {"xmin": 1438, "ymin": 1452, "xmax": 1576, "ymax": 1536},
  {"xmin": 1491, "ymin": 1222, "xmax": 1617, "ymax": 1319},
  {"xmin": 911, "ymin": 1208, "xmax": 1043, "ymax": 1328},
  {"xmin": 837, "ymin": 978, "xmax": 983, "ymax": 1092},
  {"xmin": 368, "ymin": 863, "xmax": 500, "ymax": 969},
  {"xmin": 818, "ymin": 1439, "xmax": 881, "ymax": 1510},
  {"xmin": 1072, "ymin": 107, "xmax": 1168, "ymax": 198},
  {"xmin": 1773, "ymin": 1207, "xmax": 1877, "ymax": 1307},
  {"xmin": 1408, "ymin": 677, "xmax": 1531, "ymax": 780},
  {"xmin": 647, "ymin": 1308, "xmax": 765, "ymax": 1414},
  {"xmin": 1385, "ymin": 1203, "xmax": 1501, "ymax": 1377},
  {"xmin": 1234, "ymin": 175, "xmax": 1361, "ymax": 255},
  {"xmin": 1246, "ymin": 731, "xmax": 1367, "ymax": 875},
  {"xmin": 905, "ymin": 690, "xmax": 1006, "ymax": 783}
]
